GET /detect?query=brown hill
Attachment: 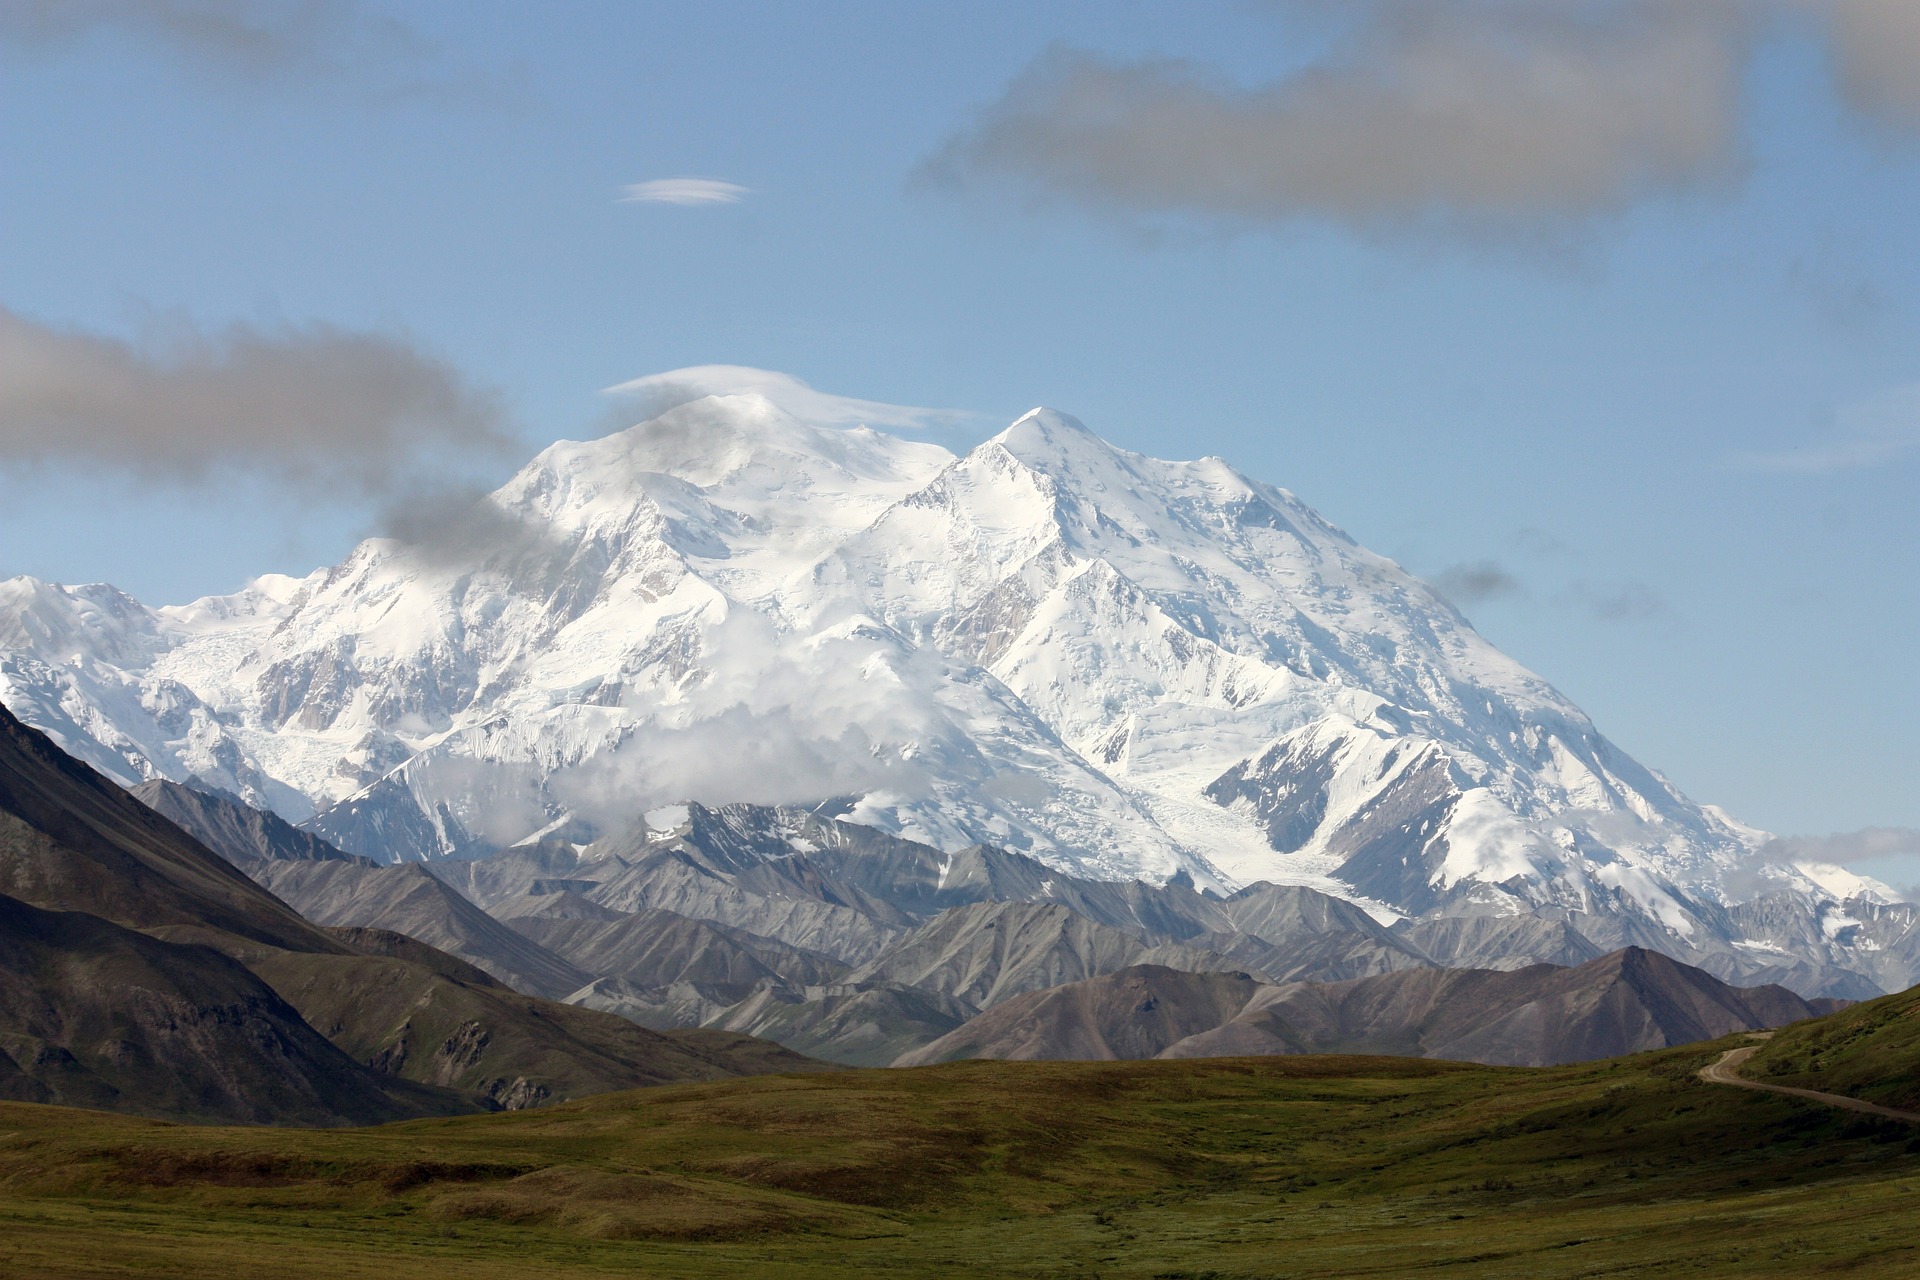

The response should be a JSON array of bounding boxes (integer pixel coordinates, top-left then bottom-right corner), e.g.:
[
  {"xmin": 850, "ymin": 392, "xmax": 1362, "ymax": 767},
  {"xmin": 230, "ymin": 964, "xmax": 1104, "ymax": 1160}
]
[
  {"xmin": 0, "ymin": 706, "xmax": 337, "ymax": 952},
  {"xmin": 0, "ymin": 702, "xmax": 823, "ymax": 1122},
  {"xmin": 900, "ymin": 948, "xmax": 1830, "ymax": 1068},
  {"xmin": 0, "ymin": 893, "xmax": 415, "ymax": 1125},
  {"xmin": 894, "ymin": 966, "xmax": 1263, "ymax": 1066}
]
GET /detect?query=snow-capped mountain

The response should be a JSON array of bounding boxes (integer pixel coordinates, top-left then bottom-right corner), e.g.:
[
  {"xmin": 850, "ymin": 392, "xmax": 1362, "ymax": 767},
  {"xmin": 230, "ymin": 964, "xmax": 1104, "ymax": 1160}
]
[{"xmin": 0, "ymin": 368, "xmax": 1888, "ymax": 990}]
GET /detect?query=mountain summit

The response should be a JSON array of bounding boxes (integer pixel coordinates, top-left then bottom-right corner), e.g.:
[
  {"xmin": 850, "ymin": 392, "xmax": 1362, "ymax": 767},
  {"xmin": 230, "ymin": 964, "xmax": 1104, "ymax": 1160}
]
[{"xmin": 0, "ymin": 369, "xmax": 1893, "ymax": 991}]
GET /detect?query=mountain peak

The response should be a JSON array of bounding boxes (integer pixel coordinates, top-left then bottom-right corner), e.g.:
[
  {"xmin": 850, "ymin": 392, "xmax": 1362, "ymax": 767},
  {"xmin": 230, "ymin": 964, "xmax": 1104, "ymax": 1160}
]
[
  {"xmin": 989, "ymin": 408, "xmax": 1117, "ymax": 468},
  {"xmin": 0, "ymin": 371, "xmax": 1851, "ymax": 998}
]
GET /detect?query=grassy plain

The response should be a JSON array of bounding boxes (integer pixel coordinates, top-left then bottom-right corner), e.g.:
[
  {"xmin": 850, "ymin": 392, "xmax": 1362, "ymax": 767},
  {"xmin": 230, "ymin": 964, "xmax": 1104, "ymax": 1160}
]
[{"xmin": 2, "ymin": 1039, "xmax": 1917, "ymax": 1278}]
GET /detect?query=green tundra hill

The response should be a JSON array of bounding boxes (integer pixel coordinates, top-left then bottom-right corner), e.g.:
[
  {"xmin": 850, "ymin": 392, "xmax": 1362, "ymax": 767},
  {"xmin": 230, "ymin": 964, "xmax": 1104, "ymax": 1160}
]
[
  {"xmin": 1, "ymin": 1041, "xmax": 1917, "ymax": 1279},
  {"xmin": 1749, "ymin": 979, "xmax": 1920, "ymax": 1112}
]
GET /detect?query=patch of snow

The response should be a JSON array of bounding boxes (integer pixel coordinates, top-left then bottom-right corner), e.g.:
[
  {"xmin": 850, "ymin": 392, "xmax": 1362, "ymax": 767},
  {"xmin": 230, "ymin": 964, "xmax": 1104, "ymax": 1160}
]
[{"xmin": 645, "ymin": 804, "xmax": 691, "ymax": 834}]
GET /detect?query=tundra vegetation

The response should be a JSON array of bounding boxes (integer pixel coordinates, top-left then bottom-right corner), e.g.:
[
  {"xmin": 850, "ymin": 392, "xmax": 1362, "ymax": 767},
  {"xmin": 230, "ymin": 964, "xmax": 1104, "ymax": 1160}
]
[{"xmin": 2, "ymin": 1037, "xmax": 1918, "ymax": 1278}]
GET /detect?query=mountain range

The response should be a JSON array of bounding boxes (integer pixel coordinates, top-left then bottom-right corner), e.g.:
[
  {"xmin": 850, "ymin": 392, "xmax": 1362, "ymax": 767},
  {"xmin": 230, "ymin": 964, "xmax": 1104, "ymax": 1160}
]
[
  {"xmin": 0, "ymin": 702, "xmax": 818, "ymax": 1122},
  {"xmin": 130, "ymin": 774, "xmax": 1845, "ymax": 1070},
  {"xmin": 0, "ymin": 368, "xmax": 1908, "ymax": 998}
]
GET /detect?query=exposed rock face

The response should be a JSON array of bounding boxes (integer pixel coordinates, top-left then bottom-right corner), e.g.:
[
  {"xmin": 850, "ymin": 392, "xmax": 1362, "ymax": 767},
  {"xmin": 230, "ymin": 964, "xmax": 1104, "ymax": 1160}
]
[{"xmin": 846, "ymin": 900, "xmax": 1238, "ymax": 1010}]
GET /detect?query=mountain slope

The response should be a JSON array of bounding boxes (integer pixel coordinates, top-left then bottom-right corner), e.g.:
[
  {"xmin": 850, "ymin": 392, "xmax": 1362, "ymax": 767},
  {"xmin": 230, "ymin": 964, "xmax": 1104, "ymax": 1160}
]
[
  {"xmin": 848, "ymin": 900, "xmax": 1239, "ymax": 1009},
  {"xmin": 248, "ymin": 860, "xmax": 593, "ymax": 1000},
  {"xmin": 130, "ymin": 778, "xmax": 356, "ymax": 865},
  {"xmin": 0, "ymin": 702, "xmax": 823, "ymax": 1118},
  {"xmin": 130, "ymin": 779, "xmax": 592, "ymax": 998},
  {"xmin": 0, "ymin": 370, "xmax": 1886, "ymax": 991},
  {"xmin": 902, "ymin": 949, "xmax": 1830, "ymax": 1068},
  {"xmin": 894, "ymin": 966, "xmax": 1264, "ymax": 1066},
  {"xmin": 0, "ymin": 893, "xmax": 418, "ymax": 1124},
  {"xmin": 0, "ymin": 701, "xmax": 339, "ymax": 953}
]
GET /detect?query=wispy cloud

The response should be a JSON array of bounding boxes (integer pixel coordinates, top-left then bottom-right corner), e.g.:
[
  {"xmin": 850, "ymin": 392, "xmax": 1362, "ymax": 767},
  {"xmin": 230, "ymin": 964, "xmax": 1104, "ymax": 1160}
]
[
  {"xmin": 0, "ymin": 304, "xmax": 510, "ymax": 497},
  {"xmin": 1752, "ymin": 826, "xmax": 1920, "ymax": 898},
  {"xmin": 1434, "ymin": 560, "xmax": 1526, "ymax": 607},
  {"xmin": 1429, "ymin": 549, "xmax": 1666, "ymax": 626},
  {"xmin": 0, "ymin": 0, "xmax": 525, "ymax": 107},
  {"xmin": 1759, "ymin": 826, "xmax": 1920, "ymax": 865},
  {"xmin": 618, "ymin": 178, "xmax": 750, "ymax": 207},
  {"xmin": 604, "ymin": 365, "xmax": 979, "ymax": 434},
  {"xmin": 1731, "ymin": 383, "xmax": 1920, "ymax": 473}
]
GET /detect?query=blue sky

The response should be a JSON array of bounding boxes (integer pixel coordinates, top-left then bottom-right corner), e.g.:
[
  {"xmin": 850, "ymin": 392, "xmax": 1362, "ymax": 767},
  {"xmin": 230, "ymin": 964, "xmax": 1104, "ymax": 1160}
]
[{"xmin": 0, "ymin": 2, "xmax": 1916, "ymax": 873}]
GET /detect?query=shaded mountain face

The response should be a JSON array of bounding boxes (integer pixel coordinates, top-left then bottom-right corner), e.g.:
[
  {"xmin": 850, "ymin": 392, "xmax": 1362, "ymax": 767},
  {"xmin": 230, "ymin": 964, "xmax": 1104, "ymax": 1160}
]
[
  {"xmin": 0, "ymin": 378, "xmax": 1872, "ymax": 985},
  {"xmin": 0, "ymin": 893, "xmax": 412, "ymax": 1125},
  {"xmin": 392, "ymin": 802, "xmax": 1441, "ymax": 1064},
  {"xmin": 895, "ymin": 966, "xmax": 1266, "ymax": 1067},
  {"xmin": 130, "ymin": 779, "xmax": 354, "ymax": 866},
  {"xmin": 248, "ymin": 861, "xmax": 593, "ymax": 1001},
  {"xmin": 0, "ymin": 704, "xmax": 821, "ymax": 1123},
  {"xmin": 903, "ymin": 949, "xmax": 1832, "ymax": 1070},
  {"xmin": 132, "ymin": 778, "xmax": 598, "ymax": 1001},
  {"xmin": 846, "ymin": 900, "xmax": 1242, "ymax": 1010},
  {"xmin": 0, "ymin": 704, "xmax": 338, "ymax": 954}
]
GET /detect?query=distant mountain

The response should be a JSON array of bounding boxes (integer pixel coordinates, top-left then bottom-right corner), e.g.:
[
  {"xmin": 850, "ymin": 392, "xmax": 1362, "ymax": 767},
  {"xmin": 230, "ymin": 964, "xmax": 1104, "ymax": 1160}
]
[
  {"xmin": 900, "ymin": 949, "xmax": 1837, "ymax": 1069},
  {"xmin": 130, "ymin": 778, "xmax": 355, "ymax": 865},
  {"xmin": 3, "ymin": 372, "xmax": 1898, "ymax": 993},
  {"xmin": 134, "ymin": 778, "xmax": 591, "ymax": 998},
  {"xmin": 0, "ymin": 703, "xmax": 820, "ymax": 1122},
  {"xmin": 122, "ymin": 775, "xmax": 1865, "ymax": 1074},
  {"xmin": 250, "ymin": 860, "xmax": 593, "ymax": 1000},
  {"xmin": 846, "ymin": 900, "xmax": 1239, "ymax": 1010}
]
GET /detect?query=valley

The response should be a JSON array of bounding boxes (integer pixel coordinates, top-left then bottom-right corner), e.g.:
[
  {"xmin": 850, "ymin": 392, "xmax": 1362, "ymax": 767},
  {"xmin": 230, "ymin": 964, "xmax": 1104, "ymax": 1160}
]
[{"xmin": 2, "ymin": 1040, "xmax": 1918, "ymax": 1278}]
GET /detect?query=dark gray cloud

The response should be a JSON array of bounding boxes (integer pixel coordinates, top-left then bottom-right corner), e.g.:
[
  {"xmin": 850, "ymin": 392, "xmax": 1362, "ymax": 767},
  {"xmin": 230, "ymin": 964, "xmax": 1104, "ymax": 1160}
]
[
  {"xmin": 0, "ymin": 0, "xmax": 421, "ymax": 81},
  {"xmin": 0, "ymin": 0, "xmax": 525, "ymax": 108},
  {"xmin": 1431, "ymin": 546, "xmax": 1665, "ymax": 625},
  {"xmin": 1573, "ymin": 580, "xmax": 1666, "ymax": 622},
  {"xmin": 1434, "ymin": 560, "xmax": 1527, "ymax": 606},
  {"xmin": 928, "ymin": 1, "xmax": 1754, "ymax": 236},
  {"xmin": 0, "ymin": 305, "xmax": 511, "ymax": 497},
  {"xmin": 1822, "ymin": 0, "xmax": 1920, "ymax": 129}
]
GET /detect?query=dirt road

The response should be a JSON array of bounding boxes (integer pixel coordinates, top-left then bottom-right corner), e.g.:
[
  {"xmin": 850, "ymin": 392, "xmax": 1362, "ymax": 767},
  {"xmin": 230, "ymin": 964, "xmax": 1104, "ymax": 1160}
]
[{"xmin": 1699, "ymin": 1043, "xmax": 1920, "ymax": 1123}]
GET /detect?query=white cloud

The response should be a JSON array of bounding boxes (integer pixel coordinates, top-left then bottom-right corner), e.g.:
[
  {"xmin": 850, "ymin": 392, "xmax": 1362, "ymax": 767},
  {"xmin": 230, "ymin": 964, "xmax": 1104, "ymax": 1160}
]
[
  {"xmin": 604, "ymin": 365, "xmax": 979, "ymax": 434},
  {"xmin": 617, "ymin": 178, "xmax": 750, "ymax": 206},
  {"xmin": 1732, "ymin": 383, "xmax": 1920, "ymax": 473}
]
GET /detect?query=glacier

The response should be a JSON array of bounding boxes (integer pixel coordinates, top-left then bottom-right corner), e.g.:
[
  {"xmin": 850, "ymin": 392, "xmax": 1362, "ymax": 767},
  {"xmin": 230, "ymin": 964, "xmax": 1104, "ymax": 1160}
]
[{"xmin": 0, "ymin": 368, "xmax": 1900, "ymax": 994}]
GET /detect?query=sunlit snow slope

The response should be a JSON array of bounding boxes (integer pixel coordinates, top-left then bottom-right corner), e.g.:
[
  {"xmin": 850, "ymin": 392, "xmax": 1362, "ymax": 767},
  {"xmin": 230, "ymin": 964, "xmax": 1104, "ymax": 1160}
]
[{"xmin": 0, "ymin": 369, "xmax": 1882, "ymax": 981}]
